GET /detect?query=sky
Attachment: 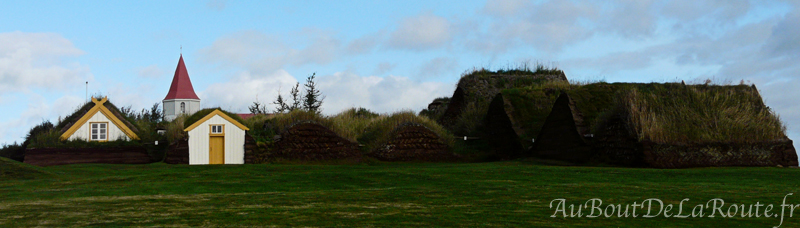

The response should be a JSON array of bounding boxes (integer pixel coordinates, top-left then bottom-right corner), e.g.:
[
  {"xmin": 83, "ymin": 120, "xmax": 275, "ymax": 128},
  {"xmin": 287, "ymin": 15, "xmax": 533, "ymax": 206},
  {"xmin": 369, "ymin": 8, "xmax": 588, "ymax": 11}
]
[{"xmin": 1, "ymin": 0, "xmax": 799, "ymax": 152}]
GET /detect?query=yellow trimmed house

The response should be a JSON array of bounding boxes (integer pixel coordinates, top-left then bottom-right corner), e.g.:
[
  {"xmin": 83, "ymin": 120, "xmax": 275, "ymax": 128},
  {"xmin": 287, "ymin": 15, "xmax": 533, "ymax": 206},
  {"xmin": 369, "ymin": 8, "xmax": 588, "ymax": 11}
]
[
  {"xmin": 184, "ymin": 109, "xmax": 249, "ymax": 165},
  {"xmin": 60, "ymin": 97, "xmax": 140, "ymax": 142}
]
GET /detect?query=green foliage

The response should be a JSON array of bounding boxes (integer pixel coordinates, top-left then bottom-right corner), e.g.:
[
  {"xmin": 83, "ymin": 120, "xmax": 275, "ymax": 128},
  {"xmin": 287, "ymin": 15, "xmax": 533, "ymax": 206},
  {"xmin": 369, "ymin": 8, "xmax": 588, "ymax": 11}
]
[
  {"xmin": 242, "ymin": 114, "xmax": 277, "ymax": 144},
  {"xmin": 27, "ymin": 129, "xmax": 142, "ymax": 149},
  {"xmin": 329, "ymin": 107, "xmax": 381, "ymax": 142},
  {"xmin": 358, "ymin": 111, "xmax": 454, "ymax": 153},
  {"xmin": 303, "ymin": 73, "xmax": 324, "ymax": 113},
  {"xmin": 502, "ymin": 81, "xmax": 788, "ymax": 145},
  {"xmin": 0, "ymin": 142, "xmax": 26, "ymax": 162},
  {"xmin": 164, "ymin": 114, "xmax": 188, "ymax": 142},
  {"xmin": 617, "ymin": 84, "xmax": 786, "ymax": 143},
  {"xmin": 273, "ymin": 73, "xmax": 325, "ymax": 114}
]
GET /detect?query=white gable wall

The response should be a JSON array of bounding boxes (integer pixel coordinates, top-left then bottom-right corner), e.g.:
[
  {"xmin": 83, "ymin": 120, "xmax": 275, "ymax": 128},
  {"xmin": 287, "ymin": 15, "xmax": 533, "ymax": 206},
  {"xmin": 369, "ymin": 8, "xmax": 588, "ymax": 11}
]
[
  {"xmin": 187, "ymin": 114, "xmax": 246, "ymax": 165},
  {"xmin": 163, "ymin": 99, "xmax": 201, "ymax": 121},
  {"xmin": 67, "ymin": 111, "xmax": 130, "ymax": 141}
]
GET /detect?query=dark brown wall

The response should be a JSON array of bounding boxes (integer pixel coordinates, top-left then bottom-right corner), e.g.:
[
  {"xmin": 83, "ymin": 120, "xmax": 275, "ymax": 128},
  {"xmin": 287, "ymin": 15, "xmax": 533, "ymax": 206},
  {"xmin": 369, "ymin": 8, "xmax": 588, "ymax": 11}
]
[
  {"xmin": 267, "ymin": 122, "xmax": 360, "ymax": 161},
  {"xmin": 483, "ymin": 93, "xmax": 524, "ymax": 159},
  {"xmin": 642, "ymin": 140, "xmax": 798, "ymax": 168},
  {"xmin": 164, "ymin": 138, "xmax": 189, "ymax": 164},
  {"xmin": 24, "ymin": 146, "xmax": 152, "ymax": 166}
]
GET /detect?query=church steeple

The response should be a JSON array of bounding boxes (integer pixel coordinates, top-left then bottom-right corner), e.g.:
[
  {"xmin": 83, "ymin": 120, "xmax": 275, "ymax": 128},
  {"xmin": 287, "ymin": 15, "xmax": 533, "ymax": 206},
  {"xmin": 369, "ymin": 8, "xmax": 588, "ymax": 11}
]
[
  {"xmin": 163, "ymin": 54, "xmax": 201, "ymax": 121},
  {"xmin": 164, "ymin": 54, "xmax": 200, "ymax": 100}
]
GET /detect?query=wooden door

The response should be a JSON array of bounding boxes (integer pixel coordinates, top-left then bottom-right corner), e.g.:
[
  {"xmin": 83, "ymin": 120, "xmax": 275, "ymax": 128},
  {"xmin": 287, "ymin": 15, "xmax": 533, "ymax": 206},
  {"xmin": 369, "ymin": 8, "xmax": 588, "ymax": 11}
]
[{"xmin": 209, "ymin": 136, "xmax": 225, "ymax": 164}]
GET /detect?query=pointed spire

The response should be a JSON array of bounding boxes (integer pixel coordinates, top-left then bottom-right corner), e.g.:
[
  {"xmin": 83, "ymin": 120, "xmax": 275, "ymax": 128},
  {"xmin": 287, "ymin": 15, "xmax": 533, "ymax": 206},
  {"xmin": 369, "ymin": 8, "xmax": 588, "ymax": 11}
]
[{"xmin": 163, "ymin": 54, "xmax": 200, "ymax": 100}]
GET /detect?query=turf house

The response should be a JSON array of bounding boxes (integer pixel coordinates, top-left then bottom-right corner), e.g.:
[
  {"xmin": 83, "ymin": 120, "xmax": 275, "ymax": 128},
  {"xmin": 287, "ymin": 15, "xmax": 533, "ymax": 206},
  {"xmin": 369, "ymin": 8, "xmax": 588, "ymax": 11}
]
[
  {"xmin": 60, "ymin": 96, "xmax": 140, "ymax": 142},
  {"xmin": 23, "ymin": 96, "xmax": 151, "ymax": 166},
  {"xmin": 183, "ymin": 109, "xmax": 250, "ymax": 165},
  {"xmin": 486, "ymin": 82, "xmax": 798, "ymax": 168}
]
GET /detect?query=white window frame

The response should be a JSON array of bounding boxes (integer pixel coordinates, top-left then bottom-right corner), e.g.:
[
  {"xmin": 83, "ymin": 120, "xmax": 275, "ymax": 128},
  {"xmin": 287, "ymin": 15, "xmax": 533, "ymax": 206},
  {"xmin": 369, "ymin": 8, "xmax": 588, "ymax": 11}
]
[
  {"xmin": 91, "ymin": 122, "xmax": 108, "ymax": 141},
  {"xmin": 210, "ymin": 125, "xmax": 224, "ymax": 135}
]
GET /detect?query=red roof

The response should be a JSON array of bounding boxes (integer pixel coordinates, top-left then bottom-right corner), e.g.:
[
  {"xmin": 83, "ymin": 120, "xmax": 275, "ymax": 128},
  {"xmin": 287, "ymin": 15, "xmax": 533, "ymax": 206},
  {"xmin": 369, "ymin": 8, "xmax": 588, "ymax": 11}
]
[
  {"xmin": 164, "ymin": 55, "xmax": 200, "ymax": 100},
  {"xmin": 237, "ymin": 113, "xmax": 256, "ymax": 119}
]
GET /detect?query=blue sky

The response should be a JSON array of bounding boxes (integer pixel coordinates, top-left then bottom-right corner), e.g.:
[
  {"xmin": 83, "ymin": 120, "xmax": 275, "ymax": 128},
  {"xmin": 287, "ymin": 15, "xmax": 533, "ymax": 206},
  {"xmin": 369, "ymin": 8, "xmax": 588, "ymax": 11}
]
[{"xmin": 1, "ymin": 0, "xmax": 799, "ymax": 153}]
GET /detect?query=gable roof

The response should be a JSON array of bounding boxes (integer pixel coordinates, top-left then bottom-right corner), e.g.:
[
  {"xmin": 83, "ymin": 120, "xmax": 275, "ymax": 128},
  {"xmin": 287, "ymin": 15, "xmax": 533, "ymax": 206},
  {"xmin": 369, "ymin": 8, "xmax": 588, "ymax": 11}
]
[
  {"xmin": 60, "ymin": 97, "xmax": 140, "ymax": 140},
  {"xmin": 184, "ymin": 109, "xmax": 250, "ymax": 132},
  {"xmin": 164, "ymin": 54, "xmax": 200, "ymax": 100}
]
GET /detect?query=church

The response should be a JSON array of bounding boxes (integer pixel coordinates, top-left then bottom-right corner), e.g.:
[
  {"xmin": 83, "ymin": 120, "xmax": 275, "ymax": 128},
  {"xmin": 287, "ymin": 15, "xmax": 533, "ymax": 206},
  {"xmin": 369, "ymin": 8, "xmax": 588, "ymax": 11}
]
[{"xmin": 163, "ymin": 55, "xmax": 201, "ymax": 121}]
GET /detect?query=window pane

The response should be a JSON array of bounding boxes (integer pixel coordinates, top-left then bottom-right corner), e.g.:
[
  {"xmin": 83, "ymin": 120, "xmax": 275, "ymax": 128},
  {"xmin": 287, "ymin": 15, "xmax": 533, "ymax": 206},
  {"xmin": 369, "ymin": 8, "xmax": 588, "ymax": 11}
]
[
  {"xmin": 92, "ymin": 135, "xmax": 97, "ymax": 140},
  {"xmin": 92, "ymin": 129, "xmax": 97, "ymax": 134},
  {"xmin": 100, "ymin": 129, "xmax": 106, "ymax": 134}
]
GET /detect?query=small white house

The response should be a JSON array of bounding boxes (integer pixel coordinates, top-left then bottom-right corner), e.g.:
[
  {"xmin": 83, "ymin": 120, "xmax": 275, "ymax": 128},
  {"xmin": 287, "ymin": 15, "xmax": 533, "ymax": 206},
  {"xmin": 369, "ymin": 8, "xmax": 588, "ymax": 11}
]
[
  {"xmin": 60, "ymin": 97, "xmax": 139, "ymax": 142},
  {"xmin": 183, "ymin": 109, "xmax": 249, "ymax": 165}
]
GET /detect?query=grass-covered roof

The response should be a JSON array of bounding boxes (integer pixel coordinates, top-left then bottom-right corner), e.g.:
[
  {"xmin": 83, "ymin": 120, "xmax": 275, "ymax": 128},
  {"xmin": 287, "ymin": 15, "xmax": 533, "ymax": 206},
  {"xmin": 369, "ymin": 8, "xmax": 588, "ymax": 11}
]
[
  {"xmin": 357, "ymin": 111, "xmax": 454, "ymax": 152},
  {"xmin": 183, "ymin": 108, "xmax": 246, "ymax": 129},
  {"xmin": 55, "ymin": 98, "xmax": 140, "ymax": 136},
  {"xmin": 500, "ymin": 81, "xmax": 787, "ymax": 144}
]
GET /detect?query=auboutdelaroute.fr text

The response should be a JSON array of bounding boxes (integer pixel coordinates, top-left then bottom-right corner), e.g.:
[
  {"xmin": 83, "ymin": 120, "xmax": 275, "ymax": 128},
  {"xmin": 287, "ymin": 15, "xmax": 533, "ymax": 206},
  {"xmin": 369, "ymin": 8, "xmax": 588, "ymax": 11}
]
[{"xmin": 550, "ymin": 193, "xmax": 799, "ymax": 228}]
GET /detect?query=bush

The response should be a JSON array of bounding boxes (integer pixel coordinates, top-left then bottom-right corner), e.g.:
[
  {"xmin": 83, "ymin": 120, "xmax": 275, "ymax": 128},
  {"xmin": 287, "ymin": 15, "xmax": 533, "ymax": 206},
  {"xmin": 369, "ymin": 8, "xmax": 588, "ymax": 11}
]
[{"xmin": 0, "ymin": 142, "xmax": 26, "ymax": 162}]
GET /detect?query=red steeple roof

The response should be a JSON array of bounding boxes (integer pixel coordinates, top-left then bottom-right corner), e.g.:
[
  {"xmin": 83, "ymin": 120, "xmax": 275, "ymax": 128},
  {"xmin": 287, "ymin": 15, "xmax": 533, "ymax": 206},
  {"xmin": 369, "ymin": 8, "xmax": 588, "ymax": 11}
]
[{"xmin": 164, "ymin": 55, "xmax": 200, "ymax": 100}]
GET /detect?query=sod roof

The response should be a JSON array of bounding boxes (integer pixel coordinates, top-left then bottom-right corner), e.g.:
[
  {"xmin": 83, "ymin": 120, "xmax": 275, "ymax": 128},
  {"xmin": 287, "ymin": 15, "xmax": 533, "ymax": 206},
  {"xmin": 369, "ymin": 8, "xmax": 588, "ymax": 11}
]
[
  {"xmin": 56, "ymin": 98, "xmax": 140, "ymax": 137},
  {"xmin": 183, "ymin": 108, "xmax": 246, "ymax": 129},
  {"xmin": 500, "ymin": 82, "xmax": 786, "ymax": 144}
]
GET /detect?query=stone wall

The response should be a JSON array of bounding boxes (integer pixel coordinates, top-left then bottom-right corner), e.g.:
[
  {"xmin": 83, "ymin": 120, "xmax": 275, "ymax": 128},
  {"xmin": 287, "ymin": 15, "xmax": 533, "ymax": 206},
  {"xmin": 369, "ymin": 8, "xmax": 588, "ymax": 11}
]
[
  {"xmin": 642, "ymin": 140, "xmax": 798, "ymax": 168},
  {"xmin": 24, "ymin": 146, "xmax": 152, "ymax": 166},
  {"xmin": 247, "ymin": 122, "xmax": 360, "ymax": 162},
  {"xmin": 368, "ymin": 123, "xmax": 458, "ymax": 162},
  {"xmin": 164, "ymin": 138, "xmax": 189, "ymax": 164}
]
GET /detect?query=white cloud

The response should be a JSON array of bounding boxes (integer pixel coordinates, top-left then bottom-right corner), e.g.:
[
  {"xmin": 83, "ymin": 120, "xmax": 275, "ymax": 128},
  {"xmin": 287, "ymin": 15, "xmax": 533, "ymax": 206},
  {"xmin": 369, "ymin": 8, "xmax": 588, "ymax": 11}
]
[
  {"xmin": 318, "ymin": 72, "xmax": 450, "ymax": 114},
  {"xmin": 387, "ymin": 13, "xmax": 453, "ymax": 51},
  {"xmin": 199, "ymin": 30, "xmax": 343, "ymax": 75},
  {"xmin": 373, "ymin": 62, "xmax": 396, "ymax": 75},
  {"xmin": 137, "ymin": 65, "xmax": 164, "ymax": 78},
  {"xmin": 199, "ymin": 70, "xmax": 298, "ymax": 113},
  {"xmin": 346, "ymin": 32, "xmax": 384, "ymax": 55},
  {"xmin": 0, "ymin": 94, "xmax": 83, "ymax": 144},
  {"xmin": 418, "ymin": 57, "xmax": 458, "ymax": 78},
  {"xmin": 0, "ymin": 31, "xmax": 91, "ymax": 92}
]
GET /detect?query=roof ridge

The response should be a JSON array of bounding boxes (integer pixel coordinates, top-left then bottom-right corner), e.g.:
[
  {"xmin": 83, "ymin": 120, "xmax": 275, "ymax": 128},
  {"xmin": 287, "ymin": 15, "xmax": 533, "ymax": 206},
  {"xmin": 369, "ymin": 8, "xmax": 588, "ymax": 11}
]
[{"xmin": 164, "ymin": 55, "xmax": 200, "ymax": 100}]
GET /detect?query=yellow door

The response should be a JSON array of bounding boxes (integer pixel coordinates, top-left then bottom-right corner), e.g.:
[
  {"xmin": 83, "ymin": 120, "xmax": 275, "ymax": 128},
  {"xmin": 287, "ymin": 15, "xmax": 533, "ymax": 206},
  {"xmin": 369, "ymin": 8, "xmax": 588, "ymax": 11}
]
[{"xmin": 209, "ymin": 136, "xmax": 225, "ymax": 164}]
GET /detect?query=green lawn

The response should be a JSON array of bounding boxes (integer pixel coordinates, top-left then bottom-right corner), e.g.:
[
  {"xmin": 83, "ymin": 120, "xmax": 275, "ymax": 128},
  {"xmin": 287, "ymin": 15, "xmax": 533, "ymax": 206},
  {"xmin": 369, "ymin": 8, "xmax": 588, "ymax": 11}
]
[{"xmin": 2, "ymin": 160, "xmax": 800, "ymax": 227}]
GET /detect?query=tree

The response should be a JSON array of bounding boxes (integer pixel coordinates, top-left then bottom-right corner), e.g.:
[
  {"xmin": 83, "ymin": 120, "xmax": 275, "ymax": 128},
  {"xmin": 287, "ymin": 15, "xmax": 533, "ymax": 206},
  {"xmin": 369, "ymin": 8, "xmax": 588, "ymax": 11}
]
[
  {"xmin": 249, "ymin": 100, "xmax": 268, "ymax": 115},
  {"xmin": 273, "ymin": 88, "xmax": 290, "ymax": 113},
  {"xmin": 289, "ymin": 82, "xmax": 301, "ymax": 111},
  {"xmin": 148, "ymin": 103, "xmax": 162, "ymax": 123},
  {"xmin": 303, "ymin": 73, "xmax": 324, "ymax": 113},
  {"xmin": 273, "ymin": 73, "xmax": 325, "ymax": 113}
]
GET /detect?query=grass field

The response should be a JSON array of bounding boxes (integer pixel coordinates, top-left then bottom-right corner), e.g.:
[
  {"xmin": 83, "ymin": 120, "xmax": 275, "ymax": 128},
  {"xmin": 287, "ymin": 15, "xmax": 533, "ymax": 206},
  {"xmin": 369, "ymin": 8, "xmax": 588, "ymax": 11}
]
[{"xmin": 2, "ymin": 160, "xmax": 800, "ymax": 227}]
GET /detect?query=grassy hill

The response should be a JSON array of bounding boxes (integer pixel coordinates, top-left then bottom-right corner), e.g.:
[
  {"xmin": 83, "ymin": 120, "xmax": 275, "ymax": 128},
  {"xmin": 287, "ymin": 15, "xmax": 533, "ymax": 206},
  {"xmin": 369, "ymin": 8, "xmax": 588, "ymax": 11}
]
[
  {"xmin": 1, "ymin": 162, "xmax": 799, "ymax": 227},
  {"xmin": 0, "ymin": 156, "xmax": 52, "ymax": 180}
]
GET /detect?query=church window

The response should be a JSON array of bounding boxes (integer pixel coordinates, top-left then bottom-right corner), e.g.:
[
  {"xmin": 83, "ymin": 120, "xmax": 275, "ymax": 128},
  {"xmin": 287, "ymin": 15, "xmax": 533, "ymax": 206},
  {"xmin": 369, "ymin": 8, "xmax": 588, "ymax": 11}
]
[{"xmin": 181, "ymin": 102, "xmax": 186, "ymax": 114}]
